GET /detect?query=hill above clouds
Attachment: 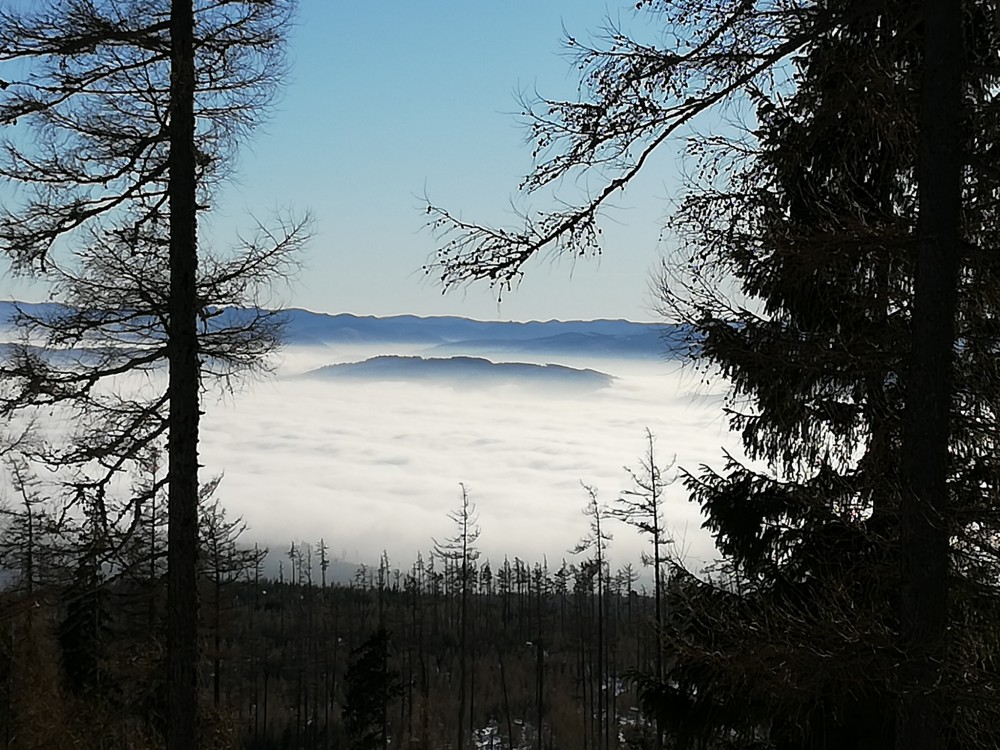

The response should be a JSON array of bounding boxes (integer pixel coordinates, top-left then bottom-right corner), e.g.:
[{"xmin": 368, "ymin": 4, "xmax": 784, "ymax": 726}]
[{"xmin": 300, "ymin": 355, "xmax": 615, "ymax": 391}]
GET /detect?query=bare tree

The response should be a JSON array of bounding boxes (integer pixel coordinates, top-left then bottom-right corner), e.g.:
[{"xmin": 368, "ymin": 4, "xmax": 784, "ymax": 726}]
[
  {"xmin": 424, "ymin": 1, "xmax": 822, "ymax": 292},
  {"xmin": 573, "ymin": 483, "xmax": 612, "ymax": 750},
  {"xmin": 0, "ymin": 1, "xmax": 304, "ymax": 745},
  {"xmin": 199, "ymin": 476, "xmax": 267, "ymax": 709},
  {"xmin": 0, "ymin": 452, "xmax": 77, "ymax": 596},
  {"xmin": 612, "ymin": 429, "xmax": 675, "ymax": 750},
  {"xmin": 433, "ymin": 483, "xmax": 481, "ymax": 750}
]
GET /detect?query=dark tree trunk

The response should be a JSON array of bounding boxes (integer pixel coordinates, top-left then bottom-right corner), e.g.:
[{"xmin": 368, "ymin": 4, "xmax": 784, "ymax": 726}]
[
  {"xmin": 381, "ymin": 638, "xmax": 389, "ymax": 750},
  {"xmin": 263, "ymin": 669, "xmax": 269, "ymax": 739},
  {"xmin": 535, "ymin": 639, "xmax": 544, "ymax": 750},
  {"xmin": 498, "ymin": 644, "xmax": 514, "ymax": 750},
  {"xmin": 457, "ymin": 560, "xmax": 468, "ymax": 750},
  {"xmin": 252, "ymin": 558, "xmax": 260, "ymax": 743},
  {"xmin": 214, "ymin": 568, "xmax": 221, "ymax": 706},
  {"xmin": 469, "ymin": 658, "xmax": 475, "ymax": 746},
  {"xmin": 597, "ymin": 556, "xmax": 605, "ymax": 750},
  {"xmin": 898, "ymin": 0, "xmax": 963, "ymax": 748},
  {"xmin": 166, "ymin": 0, "xmax": 201, "ymax": 747}
]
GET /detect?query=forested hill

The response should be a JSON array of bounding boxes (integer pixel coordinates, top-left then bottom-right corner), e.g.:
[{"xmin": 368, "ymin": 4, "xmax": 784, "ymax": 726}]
[
  {"xmin": 0, "ymin": 301, "xmax": 693, "ymax": 359},
  {"xmin": 301, "ymin": 355, "xmax": 615, "ymax": 389}
]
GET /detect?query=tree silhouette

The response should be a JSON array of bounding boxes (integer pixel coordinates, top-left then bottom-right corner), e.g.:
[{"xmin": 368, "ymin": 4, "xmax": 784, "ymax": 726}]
[
  {"xmin": 898, "ymin": 1, "xmax": 964, "ymax": 748},
  {"xmin": 612, "ymin": 429, "xmax": 674, "ymax": 750},
  {"xmin": 573, "ymin": 483, "xmax": 612, "ymax": 750},
  {"xmin": 426, "ymin": 0, "xmax": 1000, "ymax": 745},
  {"xmin": 433, "ymin": 483, "xmax": 481, "ymax": 750},
  {"xmin": 0, "ymin": 1, "xmax": 304, "ymax": 743},
  {"xmin": 343, "ymin": 628, "xmax": 403, "ymax": 750}
]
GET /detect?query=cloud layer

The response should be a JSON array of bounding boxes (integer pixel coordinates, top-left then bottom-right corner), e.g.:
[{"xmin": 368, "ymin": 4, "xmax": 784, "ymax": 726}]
[{"xmin": 199, "ymin": 345, "xmax": 739, "ymax": 575}]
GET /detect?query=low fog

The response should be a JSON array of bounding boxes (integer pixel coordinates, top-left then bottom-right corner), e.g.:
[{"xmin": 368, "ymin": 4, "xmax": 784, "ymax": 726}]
[
  {"xmin": 0, "ymin": 307, "xmax": 744, "ymax": 578},
  {"xmin": 198, "ymin": 342, "xmax": 739, "ymax": 576}
]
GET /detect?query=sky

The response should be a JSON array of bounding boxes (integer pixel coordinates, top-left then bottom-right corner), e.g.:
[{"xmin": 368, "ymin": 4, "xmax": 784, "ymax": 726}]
[{"xmin": 1, "ymin": 0, "xmax": 685, "ymax": 323}]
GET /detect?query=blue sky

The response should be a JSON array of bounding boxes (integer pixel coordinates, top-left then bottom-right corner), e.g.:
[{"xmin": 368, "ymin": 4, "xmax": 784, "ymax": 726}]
[{"xmin": 2, "ymin": 1, "xmax": 686, "ymax": 322}]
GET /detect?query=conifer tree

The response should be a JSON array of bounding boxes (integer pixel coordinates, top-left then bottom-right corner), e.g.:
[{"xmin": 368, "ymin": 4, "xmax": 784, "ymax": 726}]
[
  {"xmin": 427, "ymin": 0, "xmax": 1000, "ymax": 745},
  {"xmin": 343, "ymin": 627, "xmax": 403, "ymax": 750},
  {"xmin": 0, "ymin": 1, "xmax": 305, "ymax": 744},
  {"xmin": 899, "ymin": 1, "xmax": 964, "ymax": 747}
]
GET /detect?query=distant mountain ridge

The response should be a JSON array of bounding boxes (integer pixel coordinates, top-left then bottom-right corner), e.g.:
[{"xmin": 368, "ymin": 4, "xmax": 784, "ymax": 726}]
[
  {"xmin": 267, "ymin": 308, "xmax": 691, "ymax": 359},
  {"xmin": 0, "ymin": 301, "xmax": 693, "ymax": 359}
]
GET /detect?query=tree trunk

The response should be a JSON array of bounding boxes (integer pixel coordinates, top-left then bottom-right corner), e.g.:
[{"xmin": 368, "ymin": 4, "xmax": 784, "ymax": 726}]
[
  {"xmin": 166, "ymin": 0, "xmax": 201, "ymax": 747},
  {"xmin": 536, "ymin": 639, "xmax": 544, "ymax": 750},
  {"xmin": 263, "ymin": 669, "xmax": 269, "ymax": 740},
  {"xmin": 498, "ymin": 644, "xmax": 515, "ymax": 750},
  {"xmin": 597, "ymin": 559, "xmax": 605, "ymax": 750},
  {"xmin": 898, "ymin": 0, "xmax": 962, "ymax": 748},
  {"xmin": 213, "ymin": 567, "xmax": 221, "ymax": 706},
  {"xmin": 457, "ymin": 559, "xmax": 468, "ymax": 750}
]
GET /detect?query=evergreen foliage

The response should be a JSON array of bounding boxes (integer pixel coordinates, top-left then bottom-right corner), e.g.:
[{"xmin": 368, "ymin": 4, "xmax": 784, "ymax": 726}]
[
  {"xmin": 426, "ymin": 0, "xmax": 1000, "ymax": 746},
  {"xmin": 343, "ymin": 628, "xmax": 403, "ymax": 750}
]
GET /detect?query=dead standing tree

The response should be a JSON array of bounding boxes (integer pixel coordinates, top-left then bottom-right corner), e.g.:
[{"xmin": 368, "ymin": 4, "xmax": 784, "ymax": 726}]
[
  {"xmin": 433, "ymin": 483, "xmax": 481, "ymax": 750},
  {"xmin": 573, "ymin": 484, "xmax": 612, "ymax": 750},
  {"xmin": 612, "ymin": 428, "xmax": 675, "ymax": 750}
]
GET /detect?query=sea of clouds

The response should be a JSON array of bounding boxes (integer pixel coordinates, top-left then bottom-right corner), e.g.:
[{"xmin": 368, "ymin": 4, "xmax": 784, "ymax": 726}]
[
  {"xmin": 0, "ymin": 304, "xmax": 748, "ymax": 580},
  {"xmin": 197, "ymin": 343, "xmax": 741, "ymax": 577}
]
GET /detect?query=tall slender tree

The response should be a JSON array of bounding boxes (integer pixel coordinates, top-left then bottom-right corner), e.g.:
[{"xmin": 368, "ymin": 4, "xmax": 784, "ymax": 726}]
[
  {"xmin": 0, "ymin": 453, "xmax": 75, "ymax": 595},
  {"xmin": 433, "ymin": 483, "xmax": 481, "ymax": 750},
  {"xmin": 573, "ymin": 484, "xmax": 612, "ymax": 750},
  {"xmin": 166, "ymin": 0, "xmax": 199, "ymax": 741},
  {"xmin": 0, "ymin": 1, "xmax": 304, "ymax": 744},
  {"xmin": 612, "ymin": 429, "xmax": 674, "ymax": 750}
]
